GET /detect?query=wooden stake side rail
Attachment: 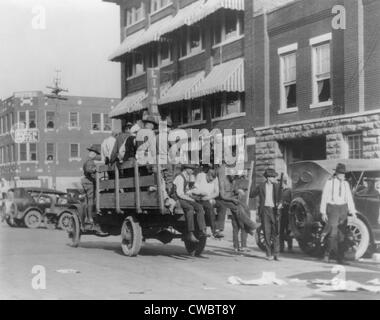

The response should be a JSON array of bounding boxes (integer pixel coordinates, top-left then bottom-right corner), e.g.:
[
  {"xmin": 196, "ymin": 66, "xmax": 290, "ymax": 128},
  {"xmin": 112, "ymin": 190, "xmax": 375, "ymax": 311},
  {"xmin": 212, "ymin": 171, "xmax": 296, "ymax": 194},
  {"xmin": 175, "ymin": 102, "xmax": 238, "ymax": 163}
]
[{"xmin": 96, "ymin": 161, "xmax": 165, "ymax": 214}]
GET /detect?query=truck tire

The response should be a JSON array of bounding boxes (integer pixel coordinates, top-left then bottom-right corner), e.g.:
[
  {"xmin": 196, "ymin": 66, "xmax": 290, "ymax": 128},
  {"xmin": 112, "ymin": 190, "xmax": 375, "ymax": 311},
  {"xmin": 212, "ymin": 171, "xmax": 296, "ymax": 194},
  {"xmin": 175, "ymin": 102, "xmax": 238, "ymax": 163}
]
[
  {"xmin": 184, "ymin": 236, "xmax": 207, "ymax": 257},
  {"xmin": 121, "ymin": 216, "xmax": 142, "ymax": 257}
]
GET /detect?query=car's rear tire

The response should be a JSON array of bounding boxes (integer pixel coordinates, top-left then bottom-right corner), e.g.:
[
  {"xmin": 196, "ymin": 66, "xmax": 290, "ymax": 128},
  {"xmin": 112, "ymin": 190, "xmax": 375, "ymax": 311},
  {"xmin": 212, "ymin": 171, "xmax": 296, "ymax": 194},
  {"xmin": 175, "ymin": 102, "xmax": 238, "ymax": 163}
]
[
  {"xmin": 58, "ymin": 212, "xmax": 73, "ymax": 231},
  {"xmin": 345, "ymin": 217, "xmax": 371, "ymax": 260},
  {"xmin": 121, "ymin": 216, "xmax": 142, "ymax": 257},
  {"xmin": 23, "ymin": 210, "xmax": 42, "ymax": 229},
  {"xmin": 68, "ymin": 214, "xmax": 81, "ymax": 247}
]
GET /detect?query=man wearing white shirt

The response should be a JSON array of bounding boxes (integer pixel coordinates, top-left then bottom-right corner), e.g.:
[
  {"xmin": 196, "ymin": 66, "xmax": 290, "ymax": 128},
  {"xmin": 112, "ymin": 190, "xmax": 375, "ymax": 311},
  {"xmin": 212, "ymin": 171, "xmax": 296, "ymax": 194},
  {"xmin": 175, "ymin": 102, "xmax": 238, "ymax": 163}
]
[
  {"xmin": 320, "ymin": 163, "xmax": 357, "ymax": 265},
  {"xmin": 101, "ymin": 131, "xmax": 117, "ymax": 164}
]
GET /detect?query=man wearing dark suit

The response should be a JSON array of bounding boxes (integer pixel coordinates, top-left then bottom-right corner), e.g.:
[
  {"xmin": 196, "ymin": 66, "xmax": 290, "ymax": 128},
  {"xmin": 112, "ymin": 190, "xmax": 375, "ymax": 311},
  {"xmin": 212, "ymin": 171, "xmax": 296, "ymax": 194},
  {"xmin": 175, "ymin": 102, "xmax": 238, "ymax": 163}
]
[{"xmin": 250, "ymin": 168, "xmax": 282, "ymax": 261}]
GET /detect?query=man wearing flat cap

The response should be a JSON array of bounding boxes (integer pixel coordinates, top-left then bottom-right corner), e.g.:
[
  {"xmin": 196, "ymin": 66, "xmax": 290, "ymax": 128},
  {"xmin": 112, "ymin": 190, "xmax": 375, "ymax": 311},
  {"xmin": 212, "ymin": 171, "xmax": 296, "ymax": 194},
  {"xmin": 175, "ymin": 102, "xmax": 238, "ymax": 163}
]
[
  {"xmin": 250, "ymin": 168, "xmax": 282, "ymax": 260},
  {"xmin": 81, "ymin": 144, "xmax": 101, "ymax": 224},
  {"xmin": 320, "ymin": 163, "xmax": 357, "ymax": 265}
]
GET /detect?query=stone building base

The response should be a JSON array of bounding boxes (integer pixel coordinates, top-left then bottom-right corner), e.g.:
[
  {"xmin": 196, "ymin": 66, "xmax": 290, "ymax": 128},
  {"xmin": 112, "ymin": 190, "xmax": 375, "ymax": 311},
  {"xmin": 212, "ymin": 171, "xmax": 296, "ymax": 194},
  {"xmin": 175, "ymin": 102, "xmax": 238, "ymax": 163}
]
[{"xmin": 254, "ymin": 112, "xmax": 380, "ymax": 181}]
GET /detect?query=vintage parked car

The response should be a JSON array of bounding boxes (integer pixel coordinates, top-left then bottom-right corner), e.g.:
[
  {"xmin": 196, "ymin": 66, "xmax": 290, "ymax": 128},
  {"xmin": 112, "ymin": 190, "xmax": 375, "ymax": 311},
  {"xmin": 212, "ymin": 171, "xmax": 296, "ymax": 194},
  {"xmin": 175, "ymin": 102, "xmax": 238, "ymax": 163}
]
[
  {"xmin": 288, "ymin": 159, "xmax": 380, "ymax": 260},
  {"xmin": 1, "ymin": 187, "xmax": 79, "ymax": 229}
]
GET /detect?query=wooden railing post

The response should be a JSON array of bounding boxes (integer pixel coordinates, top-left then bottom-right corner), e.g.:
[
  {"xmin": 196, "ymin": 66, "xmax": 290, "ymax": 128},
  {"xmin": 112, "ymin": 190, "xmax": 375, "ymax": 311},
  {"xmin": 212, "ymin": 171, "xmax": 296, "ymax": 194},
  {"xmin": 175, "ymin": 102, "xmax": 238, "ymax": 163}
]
[
  {"xmin": 134, "ymin": 160, "xmax": 142, "ymax": 214},
  {"xmin": 156, "ymin": 163, "xmax": 164, "ymax": 214},
  {"xmin": 96, "ymin": 164, "xmax": 100, "ymax": 213},
  {"xmin": 115, "ymin": 164, "xmax": 121, "ymax": 214}
]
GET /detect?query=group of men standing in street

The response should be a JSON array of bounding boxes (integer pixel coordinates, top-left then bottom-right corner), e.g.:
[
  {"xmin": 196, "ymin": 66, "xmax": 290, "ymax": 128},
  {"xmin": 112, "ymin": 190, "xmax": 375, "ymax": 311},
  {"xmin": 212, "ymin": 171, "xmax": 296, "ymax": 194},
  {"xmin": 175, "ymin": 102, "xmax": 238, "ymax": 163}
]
[{"xmin": 80, "ymin": 114, "xmax": 357, "ymax": 264}]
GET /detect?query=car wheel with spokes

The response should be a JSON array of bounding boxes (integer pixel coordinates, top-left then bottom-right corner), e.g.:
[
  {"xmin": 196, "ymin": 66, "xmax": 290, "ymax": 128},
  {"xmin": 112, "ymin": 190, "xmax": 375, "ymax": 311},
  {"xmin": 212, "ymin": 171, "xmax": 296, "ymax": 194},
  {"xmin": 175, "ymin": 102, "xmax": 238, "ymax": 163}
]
[
  {"xmin": 344, "ymin": 216, "xmax": 370, "ymax": 260},
  {"xmin": 58, "ymin": 212, "xmax": 73, "ymax": 231},
  {"xmin": 23, "ymin": 210, "xmax": 42, "ymax": 229}
]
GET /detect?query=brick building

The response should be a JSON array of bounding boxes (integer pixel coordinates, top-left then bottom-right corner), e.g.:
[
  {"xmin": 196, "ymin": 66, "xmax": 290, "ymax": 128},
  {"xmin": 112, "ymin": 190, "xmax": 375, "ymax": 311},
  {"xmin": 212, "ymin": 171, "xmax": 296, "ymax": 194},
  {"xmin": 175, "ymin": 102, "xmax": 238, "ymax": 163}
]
[
  {"xmin": 247, "ymin": 0, "xmax": 380, "ymax": 181},
  {"xmin": 106, "ymin": 0, "xmax": 380, "ymax": 181},
  {"xmin": 0, "ymin": 91, "xmax": 120, "ymax": 190}
]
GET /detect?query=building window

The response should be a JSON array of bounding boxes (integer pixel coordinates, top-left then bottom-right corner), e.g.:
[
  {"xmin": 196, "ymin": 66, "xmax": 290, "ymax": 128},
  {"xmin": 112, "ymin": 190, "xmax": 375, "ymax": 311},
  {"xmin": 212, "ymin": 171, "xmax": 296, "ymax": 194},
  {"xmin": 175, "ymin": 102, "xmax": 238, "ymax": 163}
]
[
  {"xmin": 312, "ymin": 43, "xmax": 331, "ymax": 104},
  {"xmin": 210, "ymin": 93, "xmax": 244, "ymax": 119},
  {"xmin": 18, "ymin": 111, "xmax": 26, "ymax": 128},
  {"xmin": 19, "ymin": 143, "xmax": 37, "ymax": 162},
  {"xmin": 10, "ymin": 145, "xmax": 14, "ymax": 162},
  {"xmin": 159, "ymin": 41, "xmax": 172, "ymax": 66},
  {"xmin": 310, "ymin": 33, "xmax": 332, "ymax": 108},
  {"xmin": 278, "ymin": 43, "xmax": 298, "ymax": 113},
  {"xmin": 70, "ymin": 144, "xmax": 80, "ymax": 159},
  {"xmin": 69, "ymin": 112, "xmax": 79, "ymax": 128},
  {"xmin": 92, "ymin": 113, "xmax": 101, "ymax": 131},
  {"xmin": 125, "ymin": 3, "xmax": 145, "ymax": 27},
  {"xmin": 103, "ymin": 114, "xmax": 111, "ymax": 132},
  {"xmin": 91, "ymin": 113, "xmax": 111, "ymax": 132},
  {"xmin": 46, "ymin": 111, "xmax": 55, "ymax": 129},
  {"xmin": 126, "ymin": 53, "xmax": 146, "ymax": 78},
  {"xmin": 46, "ymin": 143, "xmax": 55, "ymax": 162},
  {"xmin": 29, "ymin": 111, "xmax": 36, "ymax": 128},
  {"xmin": 345, "ymin": 134, "xmax": 363, "ymax": 159},
  {"xmin": 213, "ymin": 11, "xmax": 244, "ymax": 46},
  {"xmin": 0, "ymin": 117, "xmax": 2, "ymax": 134},
  {"xmin": 0, "ymin": 147, "xmax": 3, "ymax": 164},
  {"xmin": 191, "ymin": 101, "xmax": 202, "ymax": 122},
  {"xmin": 151, "ymin": 0, "xmax": 171, "ymax": 13},
  {"xmin": 180, "ymin": 25, "xmax": 204, "ymax": 58}
]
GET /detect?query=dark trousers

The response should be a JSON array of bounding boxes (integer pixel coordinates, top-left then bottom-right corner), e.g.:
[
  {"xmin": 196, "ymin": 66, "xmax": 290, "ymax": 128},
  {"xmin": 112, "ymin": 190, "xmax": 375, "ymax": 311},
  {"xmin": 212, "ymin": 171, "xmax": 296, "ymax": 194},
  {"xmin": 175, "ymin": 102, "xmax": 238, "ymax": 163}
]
[
  {"xmin": 82, "ymin": 180, "xmax": 96, "ymax": 221},
  {"xmin": 198, "ymin": 200, "xmax": 227, "ymax": 234},
  {"xmin": 261, "ymin": 206, "xmax": 280, "ymax": 257},
  {"xmin": 218, "ymin": 200, "xmax": 257, "ymax": 249},
  {"xmin": 323, "ymin": 204, "xmax": 348, "ymax": 260},
  {"xmin": 280, "ymin": 204, "xmax": 293, "ymax": 251},
  {"xmin": 178, "ymin": 199, "xmax": 206, "ymax": 233}
]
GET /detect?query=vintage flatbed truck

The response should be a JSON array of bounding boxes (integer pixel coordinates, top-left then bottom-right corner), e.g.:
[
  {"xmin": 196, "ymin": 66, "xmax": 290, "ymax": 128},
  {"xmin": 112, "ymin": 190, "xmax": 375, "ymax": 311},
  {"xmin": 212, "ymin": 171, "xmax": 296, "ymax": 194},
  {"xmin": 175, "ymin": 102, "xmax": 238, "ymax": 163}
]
[{"xmin": 67, "ymin": 160, "xmax": 208, "ymax": 257}]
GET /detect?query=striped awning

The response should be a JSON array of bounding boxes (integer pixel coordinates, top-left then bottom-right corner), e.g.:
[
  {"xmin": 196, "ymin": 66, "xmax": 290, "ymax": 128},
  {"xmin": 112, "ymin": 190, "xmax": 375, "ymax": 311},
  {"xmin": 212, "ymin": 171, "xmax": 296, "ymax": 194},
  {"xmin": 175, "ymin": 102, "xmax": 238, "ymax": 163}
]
[
  {"xmin": 110, "ymin": 82, "xmax": 173, "ymax": 118},
  {"xmin": 191, "ymin": 58, "xmax": 244, "ymax": 99},
  {"xmin": 109, "ymin": 15, "xmax": 173, "ymax": 61},
  {"xmin": 110, "ymin": 90, "xmax": 147, "ymax": 118},
  {"xmin": 159, "ymin": 71, "xmax": 205, "ymax": 105},
  {"xmin": 185, "ymin": 0, "xmax": 244, "ymax": 25},
  {"xmin": 156, "ymin": 0, "xmax": 204, "ymax": 38}
]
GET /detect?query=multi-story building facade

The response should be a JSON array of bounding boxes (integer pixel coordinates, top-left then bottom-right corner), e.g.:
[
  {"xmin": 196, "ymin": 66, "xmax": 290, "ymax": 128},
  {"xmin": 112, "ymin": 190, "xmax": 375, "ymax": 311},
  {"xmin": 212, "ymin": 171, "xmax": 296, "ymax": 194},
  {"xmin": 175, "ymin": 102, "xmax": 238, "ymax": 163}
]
[
  {"xmin": 247, "ymin": 0, "xmax": 380, "ymax": 181},
  {"xmin": 0, "ymin": 91, "xmax": 120, "ymax": 190},
  {"xmin": 106, "ymin": 0, "xmax": 380, "ymax": 182}
]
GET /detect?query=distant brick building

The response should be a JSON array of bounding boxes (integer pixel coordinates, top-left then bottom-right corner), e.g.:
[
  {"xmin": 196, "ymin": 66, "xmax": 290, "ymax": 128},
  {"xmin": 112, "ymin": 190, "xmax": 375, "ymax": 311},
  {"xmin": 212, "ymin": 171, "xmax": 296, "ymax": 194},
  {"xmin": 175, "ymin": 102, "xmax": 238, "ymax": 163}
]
[
  {"xmin": 0, "ymin": 91, "xmax": 120, "ymax": 190},
  {"xmin": 246, "ymin": 0, "xmax": 380, "ymax": 181}
]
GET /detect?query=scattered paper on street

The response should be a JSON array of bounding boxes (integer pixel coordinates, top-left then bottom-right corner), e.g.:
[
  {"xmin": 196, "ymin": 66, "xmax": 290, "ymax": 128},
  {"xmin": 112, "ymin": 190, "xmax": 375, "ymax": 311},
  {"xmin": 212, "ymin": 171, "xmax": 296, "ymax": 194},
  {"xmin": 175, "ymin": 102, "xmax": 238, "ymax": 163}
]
[
  {"xmin": 367, "ymin": 279, "xmax": 380, "ymax": 285},
  {"xmin": 228, "ymin": 272, "xmax": 287, "ymax": 286},
  {"xmin": 314, "ymin": 279, "xmax": 380, "ymax": 293}
]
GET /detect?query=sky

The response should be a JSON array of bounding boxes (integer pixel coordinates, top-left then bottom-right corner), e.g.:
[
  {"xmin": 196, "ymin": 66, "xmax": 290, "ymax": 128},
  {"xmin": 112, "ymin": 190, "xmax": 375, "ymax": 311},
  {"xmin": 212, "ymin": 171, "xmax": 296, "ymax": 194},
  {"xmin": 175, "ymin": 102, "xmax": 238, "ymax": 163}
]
[{"xmin": 0, "ymin": 0, "xmax": 121, "ymax": 100}]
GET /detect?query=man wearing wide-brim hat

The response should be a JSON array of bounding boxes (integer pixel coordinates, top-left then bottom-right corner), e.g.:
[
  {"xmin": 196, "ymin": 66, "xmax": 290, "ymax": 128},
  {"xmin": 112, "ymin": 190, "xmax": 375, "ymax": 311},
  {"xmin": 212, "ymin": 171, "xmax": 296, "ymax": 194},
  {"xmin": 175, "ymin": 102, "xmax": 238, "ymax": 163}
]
[
  {"xmin": 81, "ymin": 144, "xmax": 101, "ymax": 226},
  {"xmin": 320, "ymin": 163, "xmax": 357, "ymax": 265},
  {"xmin": 250, "ymin": 168, "xmax": 282, "ymax": 261}
]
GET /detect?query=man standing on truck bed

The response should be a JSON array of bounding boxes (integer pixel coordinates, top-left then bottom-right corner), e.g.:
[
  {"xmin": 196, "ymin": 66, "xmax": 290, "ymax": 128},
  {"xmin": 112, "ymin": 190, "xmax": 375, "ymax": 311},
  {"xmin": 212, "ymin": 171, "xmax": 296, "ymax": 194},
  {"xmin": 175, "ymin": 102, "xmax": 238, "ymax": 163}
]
[
  {"xmin": 320, "ymin": 163, "xmax": 357, "ymax": 265},
  {"xmin": 81, "ymin": 145, "xmax": 101, "ymax": 225}
]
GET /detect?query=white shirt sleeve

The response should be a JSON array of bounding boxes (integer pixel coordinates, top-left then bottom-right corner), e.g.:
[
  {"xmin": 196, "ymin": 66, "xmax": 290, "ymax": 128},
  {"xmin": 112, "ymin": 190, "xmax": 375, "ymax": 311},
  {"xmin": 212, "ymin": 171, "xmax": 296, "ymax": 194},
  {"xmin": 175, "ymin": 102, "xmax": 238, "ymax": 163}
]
[
  {"xmin": 345, "ymin": 181, "xmax": 356, "ymax": 214},
  {"xmin": 320, "ymin": 180, "xmax": 331, "ymax": 215}
]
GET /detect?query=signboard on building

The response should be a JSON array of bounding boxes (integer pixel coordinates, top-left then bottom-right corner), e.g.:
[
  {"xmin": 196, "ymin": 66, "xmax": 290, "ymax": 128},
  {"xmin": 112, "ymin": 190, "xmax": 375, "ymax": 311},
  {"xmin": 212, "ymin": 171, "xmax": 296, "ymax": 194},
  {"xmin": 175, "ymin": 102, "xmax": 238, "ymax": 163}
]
[
  {"xmin": 10, "ymin": 124, "xmax": 39, "ymax": 143},
  {"xmin": 15, "ymin": 179, "xmax": 41, "ymax": 188},
  {"xmin": 147, "ymin": 68, "xmax": 160, "ymax": 115}
]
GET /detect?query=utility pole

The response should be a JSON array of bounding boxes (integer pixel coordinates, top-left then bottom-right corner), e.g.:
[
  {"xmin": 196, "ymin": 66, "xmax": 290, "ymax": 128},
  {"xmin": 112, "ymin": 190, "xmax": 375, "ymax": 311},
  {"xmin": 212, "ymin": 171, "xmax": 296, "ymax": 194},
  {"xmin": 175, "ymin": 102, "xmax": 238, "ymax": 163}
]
[{"xmin": 45, "ymin": 70, "xmax": 68, "ymax": 190}]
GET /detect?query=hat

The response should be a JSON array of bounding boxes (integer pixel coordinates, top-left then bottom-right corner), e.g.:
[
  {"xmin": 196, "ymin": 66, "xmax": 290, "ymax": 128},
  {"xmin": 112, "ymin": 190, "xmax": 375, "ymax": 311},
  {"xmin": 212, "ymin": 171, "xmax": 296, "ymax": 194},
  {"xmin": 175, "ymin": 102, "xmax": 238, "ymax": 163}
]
[
  {"xmin": 143, "ymin": 115, "xmax": 159, "ymax": 126},
  {"xmin": 87, "ymin": 144, "xmax": 100, "ymax": 155},
  {"xmin": 182, "ymin": 164, "xmax": 198, "ymax": 170},
  {"xmin": 335, "ymin": 163, "xmax": 346, "ymax": 174},
  {"xmin": 126, "ymin": 122, "xmax": 133, "ymax": 128},
  {"xmin": 263, "ymin": 168, "xmax": 278, "ymax": 178}
]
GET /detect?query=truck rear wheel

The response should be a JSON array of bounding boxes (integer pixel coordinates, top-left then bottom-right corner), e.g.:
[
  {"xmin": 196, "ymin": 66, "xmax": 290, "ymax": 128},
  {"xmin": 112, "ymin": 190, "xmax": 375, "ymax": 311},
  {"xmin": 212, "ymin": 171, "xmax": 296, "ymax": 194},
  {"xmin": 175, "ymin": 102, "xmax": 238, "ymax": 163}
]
[{"xmin": 121, "ymin": 216, "xmax": 142, "ymax": 257}]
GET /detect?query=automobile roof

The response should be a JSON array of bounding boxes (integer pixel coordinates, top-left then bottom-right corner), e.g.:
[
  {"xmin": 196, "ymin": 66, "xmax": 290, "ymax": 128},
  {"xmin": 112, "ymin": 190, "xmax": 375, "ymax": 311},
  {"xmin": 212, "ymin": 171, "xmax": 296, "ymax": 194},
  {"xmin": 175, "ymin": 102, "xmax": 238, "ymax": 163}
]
[{"xmin": 290, "ymin": 159, "xmax": 380, "ymax": 174}]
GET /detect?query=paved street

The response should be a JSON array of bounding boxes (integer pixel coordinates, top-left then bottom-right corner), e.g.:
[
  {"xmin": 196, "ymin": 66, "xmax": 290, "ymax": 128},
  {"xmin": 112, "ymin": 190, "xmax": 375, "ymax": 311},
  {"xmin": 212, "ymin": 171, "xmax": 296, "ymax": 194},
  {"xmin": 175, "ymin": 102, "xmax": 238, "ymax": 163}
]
[{"xmin": 1, "ymin": 221, "xmax": 379, "ymax": 300}]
